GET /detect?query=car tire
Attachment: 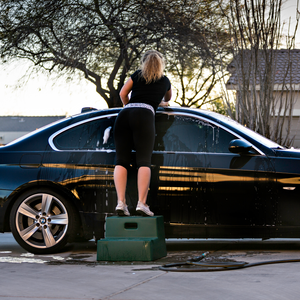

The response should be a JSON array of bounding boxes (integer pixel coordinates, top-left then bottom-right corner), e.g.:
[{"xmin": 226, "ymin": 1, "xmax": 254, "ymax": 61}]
[{"xmin": 10, "ymin": 188, "xmax": 78, "ymax": 254}]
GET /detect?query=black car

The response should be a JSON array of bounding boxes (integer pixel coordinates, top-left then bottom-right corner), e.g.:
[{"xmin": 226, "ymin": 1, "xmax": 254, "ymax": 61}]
[{"xmin": 1, "ymin": 106, "xmax": 300, "ymax": 254}]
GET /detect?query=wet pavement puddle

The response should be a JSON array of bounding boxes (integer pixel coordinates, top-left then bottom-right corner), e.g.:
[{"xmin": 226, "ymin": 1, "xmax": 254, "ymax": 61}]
[{"xmin": 1, "ymin": 235, "xmax": 300, "ymax": 267}]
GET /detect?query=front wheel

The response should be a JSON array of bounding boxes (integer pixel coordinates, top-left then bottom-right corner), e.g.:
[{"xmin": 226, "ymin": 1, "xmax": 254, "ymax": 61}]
[{"xmin": 10, "ymin": 189, "xmax": 78, "ymax": 254}]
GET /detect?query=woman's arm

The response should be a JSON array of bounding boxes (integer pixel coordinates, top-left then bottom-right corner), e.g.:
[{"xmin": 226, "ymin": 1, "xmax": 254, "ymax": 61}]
[
  {"xmin": 119, "ymin": 78, "xmax": 133, "ymax": 105},
  {"xmin": 159, "ymin": 87, "xmax": 172, "ymax": 107},
  {"xmin": 164, "ymin": 88, "xmax": 172, "ymax": 102}
]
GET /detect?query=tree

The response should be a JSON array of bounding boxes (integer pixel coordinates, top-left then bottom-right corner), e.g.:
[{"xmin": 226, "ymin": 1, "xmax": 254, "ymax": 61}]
[
  {"xmin": 219, "ymin": 0, "xmax": 300, "ymax": 146},
  {"xmin": 165, "ymin": 31, "xmax": 227, "ymax": 108},
  {"xmin": 163, "ymin": 0, "xmax": 231, "ymax": 108},
  {"xmin": 0, "ymin": 0, "xmax": 220, "ymax": 108}
]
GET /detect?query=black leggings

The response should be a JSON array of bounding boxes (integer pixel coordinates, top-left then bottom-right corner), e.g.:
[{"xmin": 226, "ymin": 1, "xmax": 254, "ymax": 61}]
[{"xmin": 114, "ymin": 107, "xmax": 155, "ymax": 170}]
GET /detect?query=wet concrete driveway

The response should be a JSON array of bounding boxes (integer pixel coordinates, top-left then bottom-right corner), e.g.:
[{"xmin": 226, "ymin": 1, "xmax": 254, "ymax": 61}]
[{"xmin": 1, "ymin": 233, "xmax": 300, "ymax": 299}]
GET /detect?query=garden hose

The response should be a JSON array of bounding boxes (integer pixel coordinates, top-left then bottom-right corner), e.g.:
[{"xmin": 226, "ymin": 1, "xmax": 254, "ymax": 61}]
[{"xmin": 159, "ymin": 251, "xmax": 300, "ymax": 272}]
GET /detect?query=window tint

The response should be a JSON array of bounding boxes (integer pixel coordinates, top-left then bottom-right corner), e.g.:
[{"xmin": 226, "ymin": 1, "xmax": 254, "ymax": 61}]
[
  {"xmin": 53, "ymin": 116, "xmax": 116, "ymax": 150},
  {"xmin": 154, "ymin": 114, "xmax": 237, "ymax": 153}
]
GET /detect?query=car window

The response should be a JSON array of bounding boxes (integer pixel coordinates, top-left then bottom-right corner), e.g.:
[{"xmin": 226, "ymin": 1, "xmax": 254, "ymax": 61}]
[
  {"xmin": 200, "ymin": 110, "xmax": 282, "ymax": 148},
  {"xmin": 53, "ymin": 116, "xmax": 116, "ymax": 150},
  {"xmin": 154, "ymin": 114, "xmax": 237, "ymax": 153}
]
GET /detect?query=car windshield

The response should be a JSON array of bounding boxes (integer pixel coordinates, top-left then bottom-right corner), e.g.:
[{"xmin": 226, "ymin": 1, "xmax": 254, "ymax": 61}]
[{"xmin": 199, "ymin": 110, "xmax": 283, "ymax": 149}]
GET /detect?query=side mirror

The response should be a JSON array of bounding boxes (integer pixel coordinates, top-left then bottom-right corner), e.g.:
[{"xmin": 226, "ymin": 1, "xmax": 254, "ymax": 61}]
[{"xmin": 229, "ymin": 139, "xmax": 253, "ymax": 154}]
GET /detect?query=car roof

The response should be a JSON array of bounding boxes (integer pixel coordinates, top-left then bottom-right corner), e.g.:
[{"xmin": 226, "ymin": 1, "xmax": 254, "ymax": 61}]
[{"xmin": 1, "ymin": 106, "xmax": 280, "ymax": 154}]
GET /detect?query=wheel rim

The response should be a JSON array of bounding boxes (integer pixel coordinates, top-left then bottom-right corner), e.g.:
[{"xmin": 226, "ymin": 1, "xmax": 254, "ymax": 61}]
[{"xmin": 15, "ymin": 193, "xmax": 69, "ymax": 249}]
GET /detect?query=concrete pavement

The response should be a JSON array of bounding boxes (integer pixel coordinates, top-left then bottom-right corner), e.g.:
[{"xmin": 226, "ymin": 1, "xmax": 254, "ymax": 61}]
[{"xmin": 1, "ymin": 233, "xmax": 300, "ymax": 299}]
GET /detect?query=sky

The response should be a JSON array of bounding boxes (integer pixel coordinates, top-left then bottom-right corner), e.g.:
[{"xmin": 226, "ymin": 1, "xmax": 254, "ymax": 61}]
[
  {"xmin": 0, "ymin": 62, "xmax": 108, "ymax": 116},
  {"xmin": 0, "ymin": 0, "xmax": 299, "ymax": 117}
]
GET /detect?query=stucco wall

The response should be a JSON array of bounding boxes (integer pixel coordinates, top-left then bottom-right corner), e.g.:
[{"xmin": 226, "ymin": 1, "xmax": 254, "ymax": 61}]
[{"xmin": 0, "ymin": 131, "xmax": 30, "ymax": 145}]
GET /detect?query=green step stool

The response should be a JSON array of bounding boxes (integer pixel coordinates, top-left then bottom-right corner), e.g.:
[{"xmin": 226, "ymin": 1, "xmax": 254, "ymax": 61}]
[{"xmin": 97, "ymin": 216, "xmax": 167, "ymax": 261}]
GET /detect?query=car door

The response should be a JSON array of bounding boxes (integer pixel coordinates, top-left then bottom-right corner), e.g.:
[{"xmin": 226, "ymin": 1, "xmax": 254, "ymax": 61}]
[
  {"xmin": 150, "ymin": 112, "xmax": 208, "ymax": 237},
  {"xmin": 150, "ymin": 111, "xmax": 276, "ymax": 238},
  {"xmin": 42, "ymin": 114, "xmax": 119, "ymax": 237},
  {"xmin": 197, "ymin": 120, "xmax": 277, "ymax": 237}
]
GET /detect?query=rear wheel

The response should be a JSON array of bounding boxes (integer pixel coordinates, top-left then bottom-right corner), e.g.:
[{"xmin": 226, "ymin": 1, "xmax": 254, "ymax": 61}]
[{"xmin": 10, "ymin": 189, "xmax": 78, "ymax": 254}]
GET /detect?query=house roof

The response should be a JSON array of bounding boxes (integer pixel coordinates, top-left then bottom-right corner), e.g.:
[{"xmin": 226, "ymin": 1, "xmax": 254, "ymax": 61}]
[
  {"xmin": 226, "ymin": 49, "xmax": 300, "ymax": 90},
  {"xmin": 0, "ymin": 116, "xmax": 66, "ymax": 132}
]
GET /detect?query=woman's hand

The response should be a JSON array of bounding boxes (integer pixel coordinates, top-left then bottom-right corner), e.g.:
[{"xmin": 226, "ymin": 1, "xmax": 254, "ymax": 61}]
[{"xmin": 159, "ymin": 100, "xmax": 169, "ymax": 107}]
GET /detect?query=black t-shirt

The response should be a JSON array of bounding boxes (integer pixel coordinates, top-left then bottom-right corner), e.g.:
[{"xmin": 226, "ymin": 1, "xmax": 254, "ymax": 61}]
[{"xmin": 128, "ymin": 70, "xmax": 171, "ymax": 111}]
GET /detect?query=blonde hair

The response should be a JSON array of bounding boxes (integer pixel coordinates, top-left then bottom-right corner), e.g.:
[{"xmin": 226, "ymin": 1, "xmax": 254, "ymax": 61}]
[{"xmin": 140, "ymin": 50, "xmax": 165, "ymax": 84}]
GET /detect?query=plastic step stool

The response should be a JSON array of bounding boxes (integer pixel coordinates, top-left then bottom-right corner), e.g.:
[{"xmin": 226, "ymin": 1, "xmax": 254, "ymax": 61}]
[{"xmin": 97, "ymin": 216, "xmax": 167, "ymax": 261}]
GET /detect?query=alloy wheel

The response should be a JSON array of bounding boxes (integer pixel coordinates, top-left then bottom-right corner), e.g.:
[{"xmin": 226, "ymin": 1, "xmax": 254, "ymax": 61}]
[{"xmin": 14, "ymin": 193, "xmax": 69, "ymax": 249}]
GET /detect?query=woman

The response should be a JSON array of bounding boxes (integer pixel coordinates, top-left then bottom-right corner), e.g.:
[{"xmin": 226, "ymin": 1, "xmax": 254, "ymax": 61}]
[{"xmin": 114, "ymin": 50, "xmax": 172, "ymax": 216}]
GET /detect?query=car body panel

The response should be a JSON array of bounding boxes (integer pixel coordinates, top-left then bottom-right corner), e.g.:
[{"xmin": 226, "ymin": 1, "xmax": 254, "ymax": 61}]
[{"xmin": 1, "ymin": 107, "xmax": 300, "ymax": 244}]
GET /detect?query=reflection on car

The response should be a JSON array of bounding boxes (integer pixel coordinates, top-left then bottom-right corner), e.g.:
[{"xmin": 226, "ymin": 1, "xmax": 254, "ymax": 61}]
[{"xmin": 1, "ymin": 106, "xmax": 300, "ymax": 254}]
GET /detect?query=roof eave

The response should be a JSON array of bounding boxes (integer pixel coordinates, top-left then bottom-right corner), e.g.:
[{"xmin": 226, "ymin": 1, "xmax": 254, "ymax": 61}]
[{"xmin": 226, "ymin": 83, "xmax": 300, "ymax": 91}]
